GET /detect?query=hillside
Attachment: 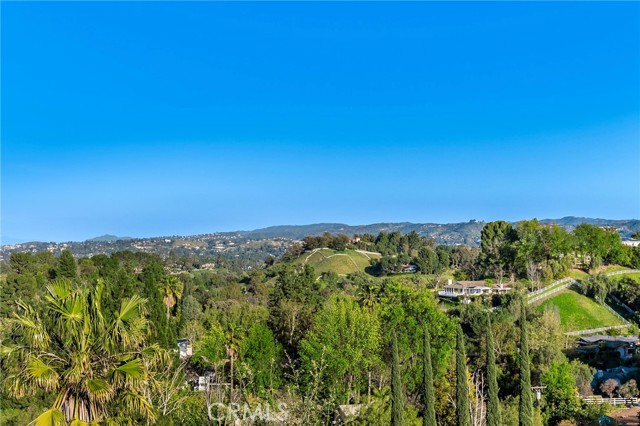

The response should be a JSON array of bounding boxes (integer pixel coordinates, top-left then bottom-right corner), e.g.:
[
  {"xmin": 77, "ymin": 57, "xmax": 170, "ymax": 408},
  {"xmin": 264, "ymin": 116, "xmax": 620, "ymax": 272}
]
[
  {"xmin": 2, "ymin": 217, "xmax": 638, "ymax": 262},
  {"xmin": 293, "ymin": 248, "xmax": 381, "ymax": 276},
  {"xmin": 534, "ymin": 288, "xmax": 625, "ymax": 332},
  {"xmin": 237, "ymin": 216, "xmax": 640, "ymax": 243}
]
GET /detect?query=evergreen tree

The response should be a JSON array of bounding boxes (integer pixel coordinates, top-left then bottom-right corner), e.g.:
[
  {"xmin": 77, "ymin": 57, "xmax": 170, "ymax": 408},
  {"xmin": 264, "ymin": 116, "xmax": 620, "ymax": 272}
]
[
  {"xmin": 56, "ymin": 249, "xmax": 77, "ymax": 280},
  {"xmin": 422, "ymin": 327, "xmax": 436, "ymax": 426},
  {"xmin": 519, "ymin": 300, "xmax": 534, "ymax": 426},
  {"xmin": 486, "ymin": 315, "xmax": 501, "ymax": 426},
  {"xmin": 456, "ymin": 324, "xmax": 471, "ymax": 426},
  {"xmin": 391, "ymin": 330, "xmax": 404, "ymax": 426},
  {"xmin": 140, "ymin": 260, "xmax": 173, "ymax": 347}
]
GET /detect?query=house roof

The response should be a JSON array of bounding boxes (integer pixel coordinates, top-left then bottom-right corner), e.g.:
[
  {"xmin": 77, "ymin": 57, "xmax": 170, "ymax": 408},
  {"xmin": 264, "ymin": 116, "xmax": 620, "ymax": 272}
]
[
  {"xmin": 577, "ymin": 335, "xmax": 639, "ymax": 344},
  {"xmin": 444, "ymin": 280, "xmax": 489, "ymax": 289}
]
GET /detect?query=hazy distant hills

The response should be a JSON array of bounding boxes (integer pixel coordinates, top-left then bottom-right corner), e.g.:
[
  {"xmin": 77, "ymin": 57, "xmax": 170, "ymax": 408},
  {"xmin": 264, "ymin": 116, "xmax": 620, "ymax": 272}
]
[
  {"xmin": 1, "ymin": 217, "xmax": 638, "ymax": 262},
  {"xmin": 235, "ymin": 217, "xmax": 640, "ymax": 245},
  {"xmin": 87, "ymin": 234, "xmax": 133, "ymax": 242},
  {"xmin": 236, "ymin": 220, "xmax": 486, "ymax": 245}
]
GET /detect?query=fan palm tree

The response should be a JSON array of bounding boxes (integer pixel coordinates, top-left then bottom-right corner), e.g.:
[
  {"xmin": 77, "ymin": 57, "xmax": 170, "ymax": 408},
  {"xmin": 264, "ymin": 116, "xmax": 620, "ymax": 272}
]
[
  {"xmin": 161, "ymin": 276, "xmax": 183, "ymax": 319},
  {"xmin": 1, "ymin": 279, "xmax": 168, "ymax": 425},
  {"xmin": 356, "ymin": 282, "xmax": 379, "ymax": 312}
]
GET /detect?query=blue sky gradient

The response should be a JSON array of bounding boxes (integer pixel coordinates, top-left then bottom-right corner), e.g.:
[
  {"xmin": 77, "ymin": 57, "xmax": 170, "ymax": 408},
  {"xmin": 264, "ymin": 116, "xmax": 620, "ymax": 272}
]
[{"xmin": 2, "ymin": 2, "xmax": 639, "ymax": 243}]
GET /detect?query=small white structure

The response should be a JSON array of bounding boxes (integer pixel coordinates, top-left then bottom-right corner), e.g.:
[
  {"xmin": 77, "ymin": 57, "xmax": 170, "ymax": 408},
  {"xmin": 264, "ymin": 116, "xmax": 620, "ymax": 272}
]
[
  {"xmin": 402, "ymin": 264, "xmax": 418, "ymax": 273},
  {"xmin": 622, "ymin": 238, "xmax": 640, "ymax": 248},
  {"xmin": 177, "ymin": 338, "xmax": 193, "ymax": 359}
]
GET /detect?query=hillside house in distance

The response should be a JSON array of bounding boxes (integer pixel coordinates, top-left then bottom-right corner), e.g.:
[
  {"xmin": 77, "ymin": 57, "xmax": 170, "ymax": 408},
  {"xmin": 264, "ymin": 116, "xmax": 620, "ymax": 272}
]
[
  {"xmin": 438, "ymin": 279, "xmax": 512, "ymax": 302},
  {"xmin": 576, "ymin": 335, "xmax": 639, "ymax": 360},
  {"xmin": 622, "ymin": 238, "xmax": 640, "ymax": 248},
  {"xmin": 402, "ymin": 264, "xmax": 418, "ymax": 273}
]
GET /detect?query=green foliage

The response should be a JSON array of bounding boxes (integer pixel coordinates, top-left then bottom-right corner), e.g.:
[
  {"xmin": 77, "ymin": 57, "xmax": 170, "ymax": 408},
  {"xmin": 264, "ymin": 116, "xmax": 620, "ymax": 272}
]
[
  {"xmin": 1, "ymin": 280, "xmax": 168, "ymax": 424},
  {"xmin": 518, "ymin": 300, "xmax": 534, "ymax": 426},
  {"xmin": 159, "ymin": 392, "xmax": 209, "ymax": 426},
  {"xmin": 455, "ymin": 324, "xmax": 470, "ymax": 426},
  {"xmin": 541, "ymin": 361, "xmax": 580, "ymax": 424},
  {"xmin": 535, "ymin": 289, "xmax": 624, "ymax": 332},
  {"xmin": 376, "ymin": 281, "xmax": 456, "ymax": 403},
  {"xmin": 391, "ymin": 331, "xmax": 405, "ymax": 426},
  {"xmin": 241, "ymin": 323, "xmax": 282, "ymax": 395},
  {"xmin": 268, "ymin": 264, "xmax": 321, "ymax": 356},
  {"xmin": 300, "ymin": 294, "xmax": 380, "ymax": 403},
  {"xmin": 422, "ymin": 327, "xmax": 436, "ymax": 426},
  {"xmin": 480, "ymin": 221, "xmax": 517, "ymax": 282},
  {"xmin": 486, "ymin": 316, "xmax": 501, "ymax": 426},
  {"xmin": 140, "ymin": 260, "xmax": 175, "ymax": 348},
  {"xmin": 56, "ymin": 250, "xmax": 77, "ymax": 280}
]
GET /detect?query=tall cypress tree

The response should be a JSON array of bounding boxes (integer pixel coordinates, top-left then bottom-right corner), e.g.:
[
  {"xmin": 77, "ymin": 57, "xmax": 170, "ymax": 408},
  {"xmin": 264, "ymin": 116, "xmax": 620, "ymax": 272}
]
[
  {"xmin": 486, "ymin": 315, "xmax": 501, "ymax": 426},
  {"xmin": 422, "ymin": 327, "xmax": 436, "ymax": 426},
  {"xmin": 519, "ymin": 300, "xmax": 534, "ymax": 426},
  {"xmin": 456, "ymin": 324, "xmax": 471, "ymax": 426},
  {"xmin": 57, "ymin": 249, "xmax": 77, "ymax": 280},
  {"xmin": 391, "ymin": 330, "xmax": 404, "ymax": 426}
]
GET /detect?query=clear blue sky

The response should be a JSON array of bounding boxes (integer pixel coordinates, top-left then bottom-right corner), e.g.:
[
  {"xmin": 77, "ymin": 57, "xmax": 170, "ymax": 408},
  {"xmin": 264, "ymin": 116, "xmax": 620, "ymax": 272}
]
[{"xmin": 2, "ymin": 2, "xmax": 639, "ymax": 243}]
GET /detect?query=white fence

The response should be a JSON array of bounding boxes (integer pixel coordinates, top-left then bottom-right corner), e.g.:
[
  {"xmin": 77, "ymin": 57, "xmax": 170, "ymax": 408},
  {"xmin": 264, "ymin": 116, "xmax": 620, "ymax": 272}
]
[
  {"xmin": 605, "ymin": 269, "xmax": 640, "ymax": 277},
  {"xmin": 582, "ymin": 396, "xmax": 640, "ymax": 405},
  {"xmin": 565, "ymin": 324, "xmax": 629, "ymax": 336},
  {"xmin": 527, "ymin": 277, "xmax": 573, "ymax": 299},
  {"xmin": 527, "ymin": 280, "xmax": 579, "ymax": 304}
]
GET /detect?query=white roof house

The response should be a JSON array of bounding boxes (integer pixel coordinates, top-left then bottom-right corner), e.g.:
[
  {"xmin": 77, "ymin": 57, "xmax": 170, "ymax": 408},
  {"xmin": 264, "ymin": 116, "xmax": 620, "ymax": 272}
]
[{"xmin": 438, "ymin": 280, "xmax": 512, "ymax": 299}]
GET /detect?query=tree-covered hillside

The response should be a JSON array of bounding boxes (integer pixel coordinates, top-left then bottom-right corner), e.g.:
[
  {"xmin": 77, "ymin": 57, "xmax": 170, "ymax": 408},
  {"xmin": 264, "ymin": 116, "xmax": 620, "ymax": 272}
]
[{"xmin": 1, "ymin": 220, "xmax": 639, "ymax": 425}]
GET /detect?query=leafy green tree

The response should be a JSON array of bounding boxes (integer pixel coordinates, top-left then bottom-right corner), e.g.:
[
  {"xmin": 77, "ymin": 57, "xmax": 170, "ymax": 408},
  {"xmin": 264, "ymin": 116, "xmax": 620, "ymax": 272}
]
[
  {"xmin": 268, "ymin": 265, "xmax": 320, "ymax": 356},
  {"xmin": 300, "ymin": 295, "xmax": 380, "ymax": 403},
  {"xmin": 456, "ymin": 324, "xmax": 470, "ymax": 426},
  {"xmin": 519, "ymin": 300, "xmax": 534, "ymax": 426},
  {"xmin": 480, "ymin": 221, "xmax": 517, "ymax": 282},
  {"xmin": 56, "ymin": 250, "xmax": 77, "ymax": 280},
  {"xmin": 541, "ymin": 362, "xmax": 580, "ymax": 424},
  {"xmin": 486, "ymin": 316, "xmax": 501, "ymax": 426},
  {"xmin": 391, "ymin": 330, "xmax": 404, "ymax": 426},
  {"xmin": 422, "ymin": 327, "xmax": 436, "ymax": 426},
  {"xmin": 1, "ymin": 280, "xmax": 167, "ymax": 425},
  {"xmin": 241, "ymin": 323, "xmax": 282, "ymax": 396}
]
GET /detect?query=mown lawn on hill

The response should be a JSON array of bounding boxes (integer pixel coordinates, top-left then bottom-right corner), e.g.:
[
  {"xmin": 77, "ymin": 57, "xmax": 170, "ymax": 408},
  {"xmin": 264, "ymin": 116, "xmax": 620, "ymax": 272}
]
[
  {"xmin": 295, "ymin": 248, "xmax": 381, "ymax": 276},
  {"xmin": 535, "ymin": 289, "xmax": 625, "ymax": 332}
]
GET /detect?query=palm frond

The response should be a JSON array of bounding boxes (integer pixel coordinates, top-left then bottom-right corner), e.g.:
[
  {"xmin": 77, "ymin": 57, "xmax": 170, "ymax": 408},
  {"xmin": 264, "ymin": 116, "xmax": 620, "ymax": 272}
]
[
  {"xmin": 11, "ymin": 306, "xmax": 50, "ymax": 350},
  {"xmin": 45, "ymin": 280, "xmax": 72, "ymax": 301},
  {"xmin": 117, "ymin": 296, "xmax": 146, "ymax": 323},
  {"xmin": 120, "ymin": 391, "xmax": 156, "ymax": 423},
  {"xmin": 28, "ymin": 408, "xmax": 66, "ymax": 426},
  {"xmin": 86, "ymin": 378, "xmax": 114, "ymax": 403},
  {"xmin": 25, "ymin": 356, "xmax": 60, "ymax": 391}
]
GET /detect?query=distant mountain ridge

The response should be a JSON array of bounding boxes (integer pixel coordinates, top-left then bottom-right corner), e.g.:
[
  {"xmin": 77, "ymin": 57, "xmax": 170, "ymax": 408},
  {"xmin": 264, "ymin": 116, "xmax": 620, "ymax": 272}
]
[
  {"xmin": 235, "ymin": 216, "xmax": 640, "ymax": 243},
  {"xmin": 1, "ymin": 217, "xmax": 638, "ymax": 262},
  {"xmin": 87, "ymin": 234, "xmax": 133, "ymax": 242}
]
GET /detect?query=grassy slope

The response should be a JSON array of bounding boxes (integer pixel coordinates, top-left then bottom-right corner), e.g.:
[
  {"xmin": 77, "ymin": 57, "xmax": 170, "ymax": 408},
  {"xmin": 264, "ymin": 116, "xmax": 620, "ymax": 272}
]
[
  {"xmin": 535, "ymin": 289, "xmax": 625, "ymax": 332},
  {"xmin": 610, "ymin": 272, "xmax": 640, "ymax": 283},
  {"xmin": 295, "ymin": 248, "xmax": 381, "ymax": 276}
]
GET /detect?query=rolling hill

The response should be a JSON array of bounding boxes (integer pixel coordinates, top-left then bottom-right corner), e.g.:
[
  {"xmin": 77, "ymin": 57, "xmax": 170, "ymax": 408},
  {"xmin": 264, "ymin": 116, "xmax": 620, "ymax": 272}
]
[{"xmin": 293, "ymin": 248, "xmax": 381, "ymax": 276}]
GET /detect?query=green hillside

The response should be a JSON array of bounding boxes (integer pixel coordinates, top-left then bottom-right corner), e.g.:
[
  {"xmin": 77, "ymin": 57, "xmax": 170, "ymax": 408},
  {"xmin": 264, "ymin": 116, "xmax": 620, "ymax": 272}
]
[
  {"xmin": 294, "ymin": 248, "xmax": 381, "ymax": 276},
  {"xmin": 535, "ymin": 289, "xmax": 625, "ymax": 332}
]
